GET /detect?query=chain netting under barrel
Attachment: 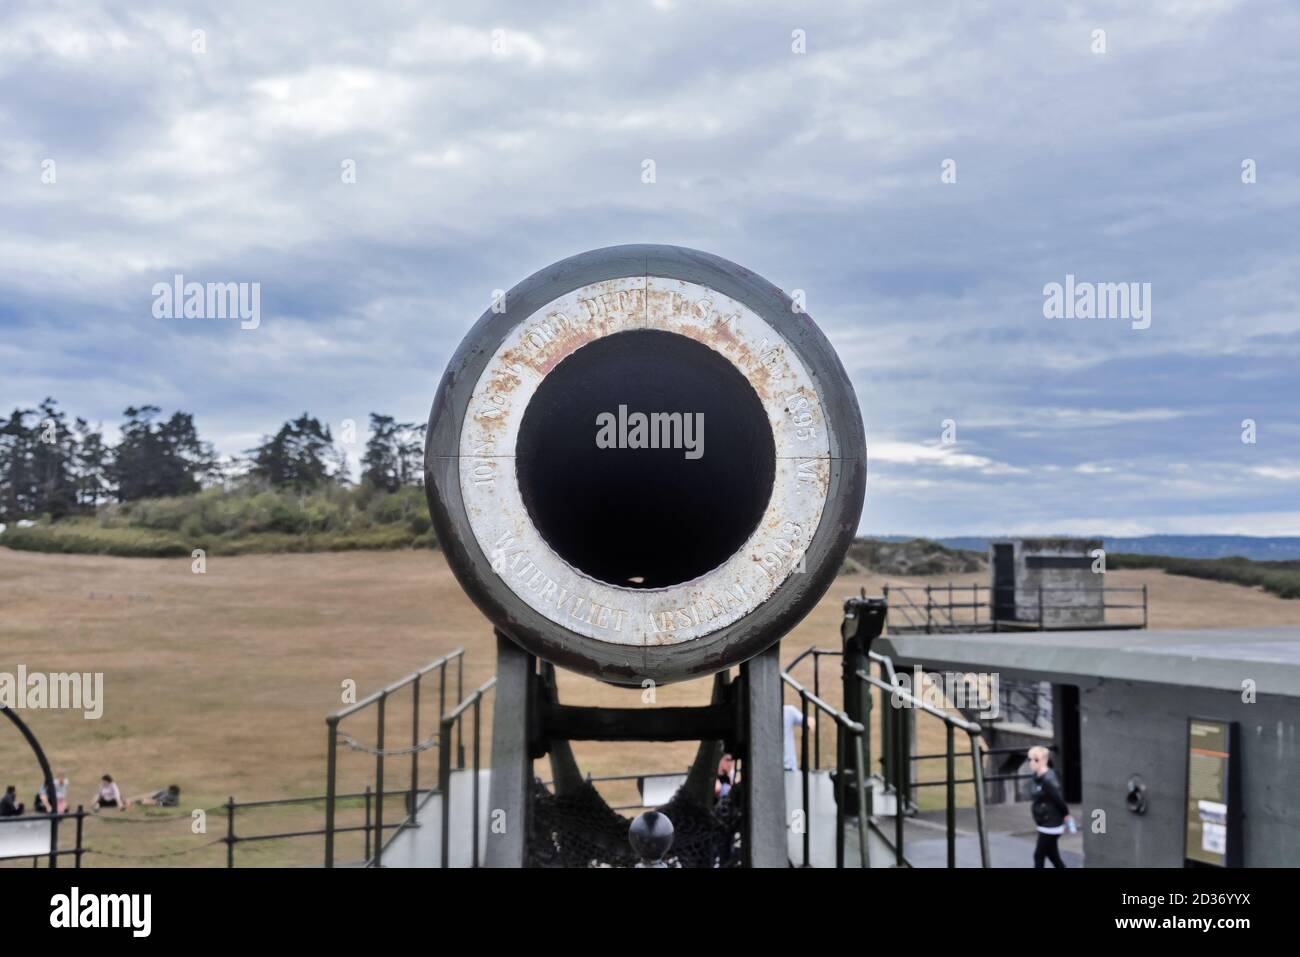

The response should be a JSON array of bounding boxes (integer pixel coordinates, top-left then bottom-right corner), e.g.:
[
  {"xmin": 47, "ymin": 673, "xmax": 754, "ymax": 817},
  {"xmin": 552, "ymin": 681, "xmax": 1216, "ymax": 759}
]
[{"xmin": 526, "ymin": 779, "xmax": 744, "ymax": 868}]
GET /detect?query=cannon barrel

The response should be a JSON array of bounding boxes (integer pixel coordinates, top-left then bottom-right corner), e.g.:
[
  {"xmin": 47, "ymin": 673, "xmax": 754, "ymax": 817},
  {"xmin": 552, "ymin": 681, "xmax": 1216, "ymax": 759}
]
[{"xmin": 425, "ymin": 244, "xmax": 866, "ymax": 684}]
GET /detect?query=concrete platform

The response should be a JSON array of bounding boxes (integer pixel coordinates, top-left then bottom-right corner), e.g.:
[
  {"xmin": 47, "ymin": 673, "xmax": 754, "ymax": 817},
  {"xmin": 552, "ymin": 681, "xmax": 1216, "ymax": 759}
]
[
  {"xmin": 789, "ymin": 771, "xmax": 1083, "ymax": 868},
  {"xmin": 883, "ymin": 802, "xmax": 1083, "ymax": 868},
  {"xmin": 379, "ymin": 769, "xmax": 490, "ymax": 867},
  {"xmin": 381, "ymin": 768, "xmax": 1080, "ymax": 868}
]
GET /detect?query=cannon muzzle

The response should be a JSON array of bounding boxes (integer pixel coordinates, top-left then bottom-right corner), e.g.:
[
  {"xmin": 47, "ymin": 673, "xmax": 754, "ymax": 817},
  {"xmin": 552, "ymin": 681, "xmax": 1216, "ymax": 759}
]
[{"xmin": 425, "ymin": 245, "xmax": 865, "ymax": 684}]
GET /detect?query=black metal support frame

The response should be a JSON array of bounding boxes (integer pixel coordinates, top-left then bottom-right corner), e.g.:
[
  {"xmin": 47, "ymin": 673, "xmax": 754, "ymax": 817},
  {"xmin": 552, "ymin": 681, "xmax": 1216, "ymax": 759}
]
[
  {"xmin": 1, "ymin": 705, "xmax": 60, "ymax": 867},
  {"xmin": 483, "ymin": 630, "xmax": 789, "ymax": 867}
]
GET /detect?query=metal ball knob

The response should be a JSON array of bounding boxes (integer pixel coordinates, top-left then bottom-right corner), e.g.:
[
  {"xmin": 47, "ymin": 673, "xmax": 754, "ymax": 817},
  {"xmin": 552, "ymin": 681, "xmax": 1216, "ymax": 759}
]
[{"xmin": 629, "ymin": 811, "xmax": 674, "ymax": 866}]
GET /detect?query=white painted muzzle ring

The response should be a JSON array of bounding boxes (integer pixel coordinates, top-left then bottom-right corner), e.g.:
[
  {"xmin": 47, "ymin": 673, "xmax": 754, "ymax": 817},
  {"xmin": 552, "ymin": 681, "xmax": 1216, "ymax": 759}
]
[{"xmin": 458, "ymin": 276, "xmax": 832, "ymax": 648}]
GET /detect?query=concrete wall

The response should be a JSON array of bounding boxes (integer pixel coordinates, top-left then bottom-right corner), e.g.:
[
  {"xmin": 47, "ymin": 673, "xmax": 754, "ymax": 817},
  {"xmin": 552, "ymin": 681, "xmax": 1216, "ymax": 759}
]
[
  {"xmin": 992, "ymin": 537, "xmax": 1104, "ymax": 627},
  {"xmin": 1080, "ymin": 679, "xmax": 1299, "ymax": 866}
]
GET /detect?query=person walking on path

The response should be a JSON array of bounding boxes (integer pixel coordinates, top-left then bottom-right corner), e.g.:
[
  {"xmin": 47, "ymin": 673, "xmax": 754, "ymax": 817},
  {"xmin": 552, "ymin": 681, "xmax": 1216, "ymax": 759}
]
[{"xmin": 1028, "ymin": 745, "xmax": 1073, "ymax": 868}]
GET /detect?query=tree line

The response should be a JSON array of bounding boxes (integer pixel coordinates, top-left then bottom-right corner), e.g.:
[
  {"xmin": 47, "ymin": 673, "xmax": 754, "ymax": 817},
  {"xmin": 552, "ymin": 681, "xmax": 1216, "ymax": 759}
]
[{"xmin": 0, "ymin": 399, "xmax": 427, "ymax": 522}]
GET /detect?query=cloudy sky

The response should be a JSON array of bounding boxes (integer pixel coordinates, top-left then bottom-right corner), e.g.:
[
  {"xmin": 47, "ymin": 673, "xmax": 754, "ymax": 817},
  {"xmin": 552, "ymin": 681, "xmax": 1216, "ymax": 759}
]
[{"xmin": 2, "ymin": 0, "xmax": 1297, "ymax": 536}]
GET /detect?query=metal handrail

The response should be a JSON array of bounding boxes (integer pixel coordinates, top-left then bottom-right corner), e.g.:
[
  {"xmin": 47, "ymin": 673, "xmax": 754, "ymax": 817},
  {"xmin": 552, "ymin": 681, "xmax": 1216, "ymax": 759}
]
[
  {"xmin": 780, "ymin": 672, "xmax": 869, "ymax": 869},
  {"xmin": 324, "ymin": 649, "xmax": 465, "ymax": 868},
  {"xmin": 883, "ymin": 584, "xmax": 961, "ymax": 634},
  {"xmin": 783, "ymin": 647, "xmax": 899, "ymax": 783},
  {"xmin": 332, "ymin": 650, "xmax": 465, "ymax": 720},
  {"xmin": 857, "ymin": 667, "xmax": 990, "ymax": 868},
  {"xmin": 438, "ymin": 676, "xmax": 497, "ymax": 868},
  {"xmin": 861, "ymin": 670, "xmax": 982, "ymax": 733},
  {"xmin": 220, "ymin": 787, "xmax": 418, "ymax": 865},
  {"xmin": 881, "ymin": 582, "xmax": 1148, "ymax": 633}
]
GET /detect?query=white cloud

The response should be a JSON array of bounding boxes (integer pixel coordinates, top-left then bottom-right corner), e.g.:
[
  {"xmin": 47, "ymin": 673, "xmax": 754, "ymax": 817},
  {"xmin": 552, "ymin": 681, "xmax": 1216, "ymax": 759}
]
[
  {"xmin": 1251, "ymin": 466, "xmax": 1300, "ymax": 481},
  {"xmin": 1, "ymin": 0, "xmax": 1297, "ymax": 537},
  {"xmin": 1043, "ymin": 408, "xmax": 1186, "ymax": 427},
  {"xmin": 869, "ymin": 441, "xmax": 1026, "ymax": 475}
]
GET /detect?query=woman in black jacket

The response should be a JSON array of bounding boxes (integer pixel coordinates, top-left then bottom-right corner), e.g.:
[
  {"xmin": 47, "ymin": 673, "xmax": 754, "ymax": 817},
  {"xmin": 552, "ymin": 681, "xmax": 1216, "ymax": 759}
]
[{"xmin": 1028, "ymin": 746, "xmax": 1073, "ymax": 868}]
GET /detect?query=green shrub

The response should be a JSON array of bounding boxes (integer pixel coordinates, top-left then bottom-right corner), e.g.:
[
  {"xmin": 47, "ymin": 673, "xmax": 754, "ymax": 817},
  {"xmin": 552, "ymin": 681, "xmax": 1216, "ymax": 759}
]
[
  {"xmin": 1110, "ymin": 553, "xmax": 1300, "ymax": 601},
  {"xmin": 0, "ymin": 485, "xmax": 440, "ymax": 557}
]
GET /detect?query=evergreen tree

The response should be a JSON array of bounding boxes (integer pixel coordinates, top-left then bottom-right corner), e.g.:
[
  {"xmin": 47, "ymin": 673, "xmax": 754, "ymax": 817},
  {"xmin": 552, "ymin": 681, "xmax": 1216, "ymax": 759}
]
[
  {"xmin": 31, "ymin": 398, "xmax": 78, "ymax": 518},
  {"xmin": 110, "ymin": 406, "xmax": 217, "ymax": 501},
  {"xmin": 72, "ymin": 418, "xmax": 110, "ymax": 510},
  {"xmin": 246, "ymin": 413, "xmax": 343, "ymax": 491},
  {"xmin": 0, "ymin": 407, "xmax": 37, "ymax": 520},
  {"xmin": 361, "ymin": 414, "xmax": 425, "ymax": 491}
]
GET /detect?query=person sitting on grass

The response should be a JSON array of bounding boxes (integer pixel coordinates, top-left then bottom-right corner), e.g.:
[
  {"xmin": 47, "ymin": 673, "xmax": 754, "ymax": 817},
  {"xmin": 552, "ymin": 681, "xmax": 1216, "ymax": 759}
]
[
  {"xmin": 92, "ymin": 774, "xmax": 126, "ymax": 811},
  {"xmin": 127, "ymin": 784, "xmax": 181, "ymax": 808},
  {"xmin": 0, "ymin": 785, "xmax": 23, "ymax": 816},
  {"xmin": 34, "ymin": 772, "xmax": 69, "ymax": 814}
]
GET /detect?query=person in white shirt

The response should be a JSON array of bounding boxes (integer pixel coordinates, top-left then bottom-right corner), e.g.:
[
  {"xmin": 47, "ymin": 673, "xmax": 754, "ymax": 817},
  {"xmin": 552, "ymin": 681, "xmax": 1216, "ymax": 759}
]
[
  {"xmin": 93, "ymin": 774, "xmax": 126, "ymax": 811},
  {"xmin": 783, "ymin": 703, "xmax": 816, "ymax": 771}
]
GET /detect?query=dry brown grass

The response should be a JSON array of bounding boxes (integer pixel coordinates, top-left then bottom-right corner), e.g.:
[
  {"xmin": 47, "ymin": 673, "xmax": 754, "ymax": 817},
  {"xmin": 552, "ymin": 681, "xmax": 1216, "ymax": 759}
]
[{"xmin": 2, "ymin": 547, "xmax": 1298, "ymax": 866}]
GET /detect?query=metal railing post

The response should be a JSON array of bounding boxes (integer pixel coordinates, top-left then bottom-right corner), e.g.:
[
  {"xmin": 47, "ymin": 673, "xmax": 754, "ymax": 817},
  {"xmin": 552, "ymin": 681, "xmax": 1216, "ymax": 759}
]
[
  {"xmin": 925, "ymin": 585, "xmax": 932, "ymax": 633},
  {"xmin": 324, "ymin": 716, "xmax": 338, "ymax": 867},
  {"xmin": 853, "ymin": 727, "xmax": 870, "ymax": 868},
  {"xmin": 801, "ymin": 692, "xmax": 811, "ymax": 867},
  {"xmin": 1038, "ymin": 584, "xmax": 1045, "ymax": 629},
  {"xmin": 410, "ymin": 673, "xmax": 421, "ymax": 819},
  {"xmin": 438, "ymin": 661, "xmax": 447, "ymax": 737},
  {"xmin": 363, "ymin": 786, "xmax": 372, "ymax": 861},
  {"xmin": 893, "ymin": 702, "xmax": 904, "ymax": 865},
  {"xmin": 74, "ymin": 806, "xmax": 84, "ymax": 868},
  {"xmin": 970, "ymin": 733, "xmax": 990, "ymax": 867},
  {"xmin": 835, "ymin": 722, "xmax": 846, "ymax": 868},
  {"xmin": 946, "ymin": 723, "xmax": 956, "ymax": 868},
  {"xmin": 472, "ymin": 695, "xmax": 482, "ymax": 868},
  {"xmin": 861, "ymin": 672, "xmax": 873, "ymax": 817},
  {"xmin": 439, "ymin": 717, "xmax": 453, "ymax": 868},
  {"xmin": 881, "ymin": 668, "xmax": 894, "ymax": 787},
  {"xmin": 373, "ymin": 692, "xmax": 386, "ymax": 867},
  {"xmin": 812, "ymin": 652, "xmax": 821, "ymax": 770},
  {"xmin": 225, "ymin": 797, "xmax": 235, "ymax": 868},
  {"xmin": 1142, "ymin": 585, "xmax": 1149, "ymax": 628},
  {"xmin": 456, "ymin": 655, "xmax": 465, "ymax": 767}
]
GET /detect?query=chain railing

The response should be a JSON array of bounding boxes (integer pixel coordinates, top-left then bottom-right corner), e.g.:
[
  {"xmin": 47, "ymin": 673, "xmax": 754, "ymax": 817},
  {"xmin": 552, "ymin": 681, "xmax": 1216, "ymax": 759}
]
[{"xmin": 324, "ymin": 649, "xmax": 465, "ymax": 868}]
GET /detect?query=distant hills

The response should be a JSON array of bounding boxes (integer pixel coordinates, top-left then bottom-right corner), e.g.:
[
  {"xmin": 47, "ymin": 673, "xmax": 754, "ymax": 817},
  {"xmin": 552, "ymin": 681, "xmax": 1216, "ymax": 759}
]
[
  {"xmin": 844, "ymin": 538, "xmax": 985, "ymax": 577},
  {"xmin": 877, "ymin": 535, "xmax": 1300, "ymax": 561}
]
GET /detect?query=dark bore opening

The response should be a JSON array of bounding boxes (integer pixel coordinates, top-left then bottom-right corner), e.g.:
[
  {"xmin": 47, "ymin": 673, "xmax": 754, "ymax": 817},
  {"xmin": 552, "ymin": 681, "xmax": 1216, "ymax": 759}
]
[{"xmin": 516, "ymin": 329, "xmax": 776, "ymax": 589}]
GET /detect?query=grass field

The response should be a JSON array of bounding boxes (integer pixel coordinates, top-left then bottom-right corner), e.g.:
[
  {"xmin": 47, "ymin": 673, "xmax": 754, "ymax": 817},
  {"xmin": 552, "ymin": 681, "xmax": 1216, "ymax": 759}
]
[{"xmin": 3, "ymin": 546, "xmax": 1300, "ymax": 867}]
